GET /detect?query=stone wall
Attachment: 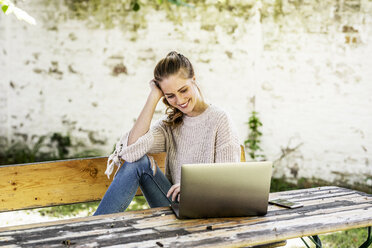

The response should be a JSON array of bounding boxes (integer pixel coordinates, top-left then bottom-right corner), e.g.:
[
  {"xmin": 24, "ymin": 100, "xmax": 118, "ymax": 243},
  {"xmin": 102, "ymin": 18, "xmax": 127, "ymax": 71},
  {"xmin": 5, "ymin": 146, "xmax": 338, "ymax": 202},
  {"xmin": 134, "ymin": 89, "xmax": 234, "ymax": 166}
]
[{"xmin": 1, "ymin": 0, "xmax": 371, "ymax": 188}]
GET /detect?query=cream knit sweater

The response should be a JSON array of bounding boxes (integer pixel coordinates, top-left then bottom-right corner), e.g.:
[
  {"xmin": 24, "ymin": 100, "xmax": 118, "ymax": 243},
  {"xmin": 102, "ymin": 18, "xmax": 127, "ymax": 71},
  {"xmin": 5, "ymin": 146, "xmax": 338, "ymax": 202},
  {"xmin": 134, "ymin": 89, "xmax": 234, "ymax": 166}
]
[{"xmin": 105, "ymin": 105, "xmax": 241, "ymax": 184}]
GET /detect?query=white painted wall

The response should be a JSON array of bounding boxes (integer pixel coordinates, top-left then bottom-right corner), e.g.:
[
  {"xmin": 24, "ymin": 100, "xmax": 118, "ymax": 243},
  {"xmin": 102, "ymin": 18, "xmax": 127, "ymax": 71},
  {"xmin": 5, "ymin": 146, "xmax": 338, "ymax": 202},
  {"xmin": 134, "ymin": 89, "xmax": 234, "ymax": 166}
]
[{"xmin": 0, "ymin": 0, "xmax": 371, "ymax": 187}]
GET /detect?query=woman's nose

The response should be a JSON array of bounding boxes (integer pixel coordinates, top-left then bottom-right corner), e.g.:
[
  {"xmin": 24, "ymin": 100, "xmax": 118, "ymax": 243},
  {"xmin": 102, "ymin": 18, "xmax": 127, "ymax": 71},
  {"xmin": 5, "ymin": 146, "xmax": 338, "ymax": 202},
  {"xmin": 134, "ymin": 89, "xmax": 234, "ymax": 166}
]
[{"xmin": 176, "ymin": 95, "xmax": 184, "ymax": 105}]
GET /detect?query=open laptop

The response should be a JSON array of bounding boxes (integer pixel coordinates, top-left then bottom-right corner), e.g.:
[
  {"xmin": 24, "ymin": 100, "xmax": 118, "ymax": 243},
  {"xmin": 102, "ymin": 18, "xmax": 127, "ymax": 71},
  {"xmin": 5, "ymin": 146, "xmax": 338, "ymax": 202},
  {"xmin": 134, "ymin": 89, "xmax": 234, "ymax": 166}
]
[{"xmin": 171, "ymin": 161, "xmax": 272, "ymax": 219}]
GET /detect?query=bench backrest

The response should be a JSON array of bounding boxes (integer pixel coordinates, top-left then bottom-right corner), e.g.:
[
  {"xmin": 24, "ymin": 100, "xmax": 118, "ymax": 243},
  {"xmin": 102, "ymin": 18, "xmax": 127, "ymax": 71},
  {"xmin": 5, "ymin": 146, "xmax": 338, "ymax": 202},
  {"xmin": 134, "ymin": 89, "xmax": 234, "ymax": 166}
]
[{"xmin": 0, "ymin": 146, "xmax": 246, "ymax": 212}]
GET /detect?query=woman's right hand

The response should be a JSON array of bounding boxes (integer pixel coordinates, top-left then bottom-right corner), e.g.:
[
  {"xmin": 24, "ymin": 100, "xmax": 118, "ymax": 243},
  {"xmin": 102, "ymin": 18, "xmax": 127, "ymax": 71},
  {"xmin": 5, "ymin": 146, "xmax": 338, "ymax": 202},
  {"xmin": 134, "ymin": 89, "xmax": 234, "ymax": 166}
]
[
  {"xmin": 167, "ymin": 183, "xmax": 181, "ymax": 202},
  {"xmin": 149, "ymin": 79, "xmax": 163, "ymax": 100}
]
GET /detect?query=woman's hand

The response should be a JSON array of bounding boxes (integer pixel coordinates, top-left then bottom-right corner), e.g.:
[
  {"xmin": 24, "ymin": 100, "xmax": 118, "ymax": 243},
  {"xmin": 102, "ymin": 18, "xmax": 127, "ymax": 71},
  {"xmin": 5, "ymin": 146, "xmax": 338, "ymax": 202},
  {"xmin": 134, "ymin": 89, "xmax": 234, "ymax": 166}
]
[
  {"xmin": 149, "ymin": 79, "xmax": 163, "ymax": 100},
  {"xmin": 167, "ymin": 183, "xmax": 180, "ymax": 202}
]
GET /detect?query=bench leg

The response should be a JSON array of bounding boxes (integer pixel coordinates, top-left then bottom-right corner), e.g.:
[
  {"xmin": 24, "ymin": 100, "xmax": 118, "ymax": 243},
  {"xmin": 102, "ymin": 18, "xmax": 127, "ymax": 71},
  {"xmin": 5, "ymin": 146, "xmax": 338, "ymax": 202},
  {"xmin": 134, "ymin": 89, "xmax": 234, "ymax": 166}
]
[
  {"xmin": 301, "ymin": 235, "xmax": 322, "ymax": 248},
  {"xmin": 359, "ymin": 226, "xmax": 372, "ymax": 248},
  {"xmin": 301, "ymin": 226, "xmax": 371, "ymax": 248}
]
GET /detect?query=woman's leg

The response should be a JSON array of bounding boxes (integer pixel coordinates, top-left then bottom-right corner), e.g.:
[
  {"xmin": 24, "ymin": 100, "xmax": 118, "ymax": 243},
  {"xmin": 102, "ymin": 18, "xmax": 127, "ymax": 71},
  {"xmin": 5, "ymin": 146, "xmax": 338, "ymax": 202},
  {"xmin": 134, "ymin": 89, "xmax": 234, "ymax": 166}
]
[
  {"xmin": 139, "ymin": 160, "xmax": 173, "ymax": 208},
  {"xmin": 93, "ymin": 155, "xmax": 172, "ymax": 216}
]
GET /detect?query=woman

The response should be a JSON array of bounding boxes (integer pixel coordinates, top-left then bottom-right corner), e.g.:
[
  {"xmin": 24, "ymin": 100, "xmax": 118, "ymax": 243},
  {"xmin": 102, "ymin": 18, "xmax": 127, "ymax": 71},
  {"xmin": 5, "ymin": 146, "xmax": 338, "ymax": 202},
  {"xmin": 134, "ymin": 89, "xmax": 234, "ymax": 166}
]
[{"xmin": 94, "ymin": 51, "xmax": 240, "ymax": 215}]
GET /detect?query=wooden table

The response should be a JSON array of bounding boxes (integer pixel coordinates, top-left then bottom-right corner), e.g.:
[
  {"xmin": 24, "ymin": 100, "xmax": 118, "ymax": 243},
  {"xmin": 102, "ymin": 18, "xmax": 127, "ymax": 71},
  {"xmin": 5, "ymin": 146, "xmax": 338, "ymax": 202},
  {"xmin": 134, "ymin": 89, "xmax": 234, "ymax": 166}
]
[{"xmin": 0, "ymin": 186, "xmax": 371, "ymax": 247}]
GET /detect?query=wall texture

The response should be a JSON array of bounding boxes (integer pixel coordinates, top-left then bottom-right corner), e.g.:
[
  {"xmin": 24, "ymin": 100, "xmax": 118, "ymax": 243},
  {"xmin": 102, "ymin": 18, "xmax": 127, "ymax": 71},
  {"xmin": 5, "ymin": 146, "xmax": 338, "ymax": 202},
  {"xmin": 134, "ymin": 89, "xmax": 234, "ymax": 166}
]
[{"xmin": 1, "ymin": 0, "xmax": 371, "ymax": 188}]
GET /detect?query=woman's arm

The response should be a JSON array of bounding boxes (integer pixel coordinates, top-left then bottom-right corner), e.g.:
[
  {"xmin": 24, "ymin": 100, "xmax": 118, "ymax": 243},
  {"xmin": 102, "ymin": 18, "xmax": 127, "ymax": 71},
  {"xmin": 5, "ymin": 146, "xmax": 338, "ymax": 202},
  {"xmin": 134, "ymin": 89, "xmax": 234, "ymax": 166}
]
[
  {"xmin": 105, "ymin": 81, "xmax": 165, "ymax": 179},
  {"xmin": 127, "ymin": 80, "xmax": 163, "ymax": 146}
]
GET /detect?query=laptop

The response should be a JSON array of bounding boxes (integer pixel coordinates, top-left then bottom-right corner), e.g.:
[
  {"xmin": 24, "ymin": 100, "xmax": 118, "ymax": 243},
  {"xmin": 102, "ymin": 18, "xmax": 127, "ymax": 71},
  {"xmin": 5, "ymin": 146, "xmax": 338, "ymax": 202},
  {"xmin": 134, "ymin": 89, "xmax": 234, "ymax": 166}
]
[{"xmin": 171, "ymin": 161, "xmax": 272, "ymax": 219}]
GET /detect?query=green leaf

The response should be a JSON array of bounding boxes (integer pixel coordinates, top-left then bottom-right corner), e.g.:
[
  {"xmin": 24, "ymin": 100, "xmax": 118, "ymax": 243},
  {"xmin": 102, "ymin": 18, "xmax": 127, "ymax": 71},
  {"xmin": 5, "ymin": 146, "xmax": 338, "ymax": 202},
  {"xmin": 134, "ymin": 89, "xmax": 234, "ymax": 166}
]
[
  {"xmin": 156, "ymin": 0, "xmax": 163, "ymax": 4},
  {"xmin": 168, "ymin": 0, "xmax": 180, "ymax": 5},
  {"xmin": 132, "ymin": 2, "xmax": 140, "ymax": 11},
  {"xmin": 167, "ymin": 0, "xmax": 193, "ymax": 7},
  {"xmin": 2, "ymin": 5, "xmax": 8, "ymax": 13}
]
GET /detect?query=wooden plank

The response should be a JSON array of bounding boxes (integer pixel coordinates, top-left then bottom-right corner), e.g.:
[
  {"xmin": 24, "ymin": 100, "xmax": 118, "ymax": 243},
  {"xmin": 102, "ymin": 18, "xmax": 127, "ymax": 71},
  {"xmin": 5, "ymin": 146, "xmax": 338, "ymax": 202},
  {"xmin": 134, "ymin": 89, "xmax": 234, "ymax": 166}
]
[
  {"xmin": 131, "ymin": 190, "xmax": 372, "ymax": 231},
  {"xmin": 0, "ymin": 187, "xmax": 370, "ymax": 248},
  {"xmin": 0, "ymin": 146, "xmax": 245, "ymax": 212},
  {"xmin": 129, "ymin": 188, "xmax": 367, "ymax": 232},
  {"xmin": 0, "ymin": 153, "xmax": 166, "ymax": 212}
]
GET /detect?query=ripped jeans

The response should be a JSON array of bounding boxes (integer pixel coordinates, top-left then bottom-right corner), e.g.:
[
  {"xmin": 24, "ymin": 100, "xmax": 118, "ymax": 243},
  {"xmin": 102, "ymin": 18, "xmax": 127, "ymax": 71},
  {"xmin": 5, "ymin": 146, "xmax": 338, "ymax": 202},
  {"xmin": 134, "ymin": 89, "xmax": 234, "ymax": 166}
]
[{"xmin": 93, "ymin": 155, "xmax": 173, "ymax": 216}]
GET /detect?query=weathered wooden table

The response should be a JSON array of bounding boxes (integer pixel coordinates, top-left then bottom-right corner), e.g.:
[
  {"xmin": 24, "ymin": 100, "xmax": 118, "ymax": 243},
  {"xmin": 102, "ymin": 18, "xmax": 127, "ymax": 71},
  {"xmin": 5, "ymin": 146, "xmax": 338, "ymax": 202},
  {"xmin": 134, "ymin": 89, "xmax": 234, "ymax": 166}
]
[{"xmin": 0, "ymin": 186, "xmax": 371, "ymax": 247}]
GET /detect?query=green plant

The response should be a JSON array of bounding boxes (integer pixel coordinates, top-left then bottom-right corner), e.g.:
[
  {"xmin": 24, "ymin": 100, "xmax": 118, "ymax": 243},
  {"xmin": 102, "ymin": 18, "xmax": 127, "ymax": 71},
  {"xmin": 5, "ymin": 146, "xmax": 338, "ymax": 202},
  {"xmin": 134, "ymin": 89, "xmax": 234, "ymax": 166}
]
[
  {"xmin": 244, "ymin": 111, "xmax": 265, "ymax": 160},
  {"xmin": 126, "ymin": 196, "xmax": 149, "ymax": 211},
  {"xmin": 0, "ymin": 135, "xmax": 56, "ymax": 165},
  {"xmin": 320, "ymin": 227, "xmax": 370, "ymax": 248},
  {"xmin": 130, "ymin": 0, "xmax": 192, "ymax": 11},
  {"xmin": 36, "ymin": 196, "xmax": 149, "ymax": 217},
  {"xmin": 50, "ymin": 133, "xmax": 71, "ymax": 159},
  {"xmin": 38, "ymin": 201, "xmax": 100, "ymax": 217},
  {"xmin": 0, "ymin": 132, "xmax": 103, "ymax": 166}
]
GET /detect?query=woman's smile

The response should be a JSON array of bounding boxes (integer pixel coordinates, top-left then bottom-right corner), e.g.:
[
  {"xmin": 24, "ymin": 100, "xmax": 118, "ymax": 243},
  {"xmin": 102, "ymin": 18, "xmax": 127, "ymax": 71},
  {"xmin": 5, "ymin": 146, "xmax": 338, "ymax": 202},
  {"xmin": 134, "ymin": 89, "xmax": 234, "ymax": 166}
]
[{"xmin": 178, "ymin": 99, "xmax": 190, "ymax": 109}]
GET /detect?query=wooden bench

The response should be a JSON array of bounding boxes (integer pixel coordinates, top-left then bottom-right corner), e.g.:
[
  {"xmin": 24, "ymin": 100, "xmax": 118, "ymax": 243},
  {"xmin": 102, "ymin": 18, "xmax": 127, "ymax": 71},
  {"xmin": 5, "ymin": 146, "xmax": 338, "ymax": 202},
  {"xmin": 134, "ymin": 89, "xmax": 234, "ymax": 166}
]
[
  {"xmin": 0, "ymin": 146, "xmax": 247, "ymax": 212},
  {"xmin": 0, "ymin": 145, "xmax": 288, "ymax": 247}
]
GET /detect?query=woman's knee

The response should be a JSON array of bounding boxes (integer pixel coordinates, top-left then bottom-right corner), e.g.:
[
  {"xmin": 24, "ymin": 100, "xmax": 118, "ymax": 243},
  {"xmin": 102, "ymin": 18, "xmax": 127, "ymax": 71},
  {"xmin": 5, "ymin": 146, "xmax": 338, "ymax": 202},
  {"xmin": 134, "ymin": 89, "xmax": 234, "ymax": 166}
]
[
  {"xmin": 113, "ymin": 155, "xmax": 150, "ymax": 182},
  {"xmin": 121, "ymin": 155, "xmax": 151, "ymax": 174},
  {"xmin": 126, "ymin": 155, "xmax": 149, "ymax": 167}
]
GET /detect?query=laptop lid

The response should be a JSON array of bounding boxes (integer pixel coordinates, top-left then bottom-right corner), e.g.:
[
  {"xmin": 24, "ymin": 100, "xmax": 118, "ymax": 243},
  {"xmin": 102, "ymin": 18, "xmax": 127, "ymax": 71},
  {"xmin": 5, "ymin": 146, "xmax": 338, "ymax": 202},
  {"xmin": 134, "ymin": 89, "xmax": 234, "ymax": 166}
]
[{"xmin": 177, "ymin": 161, "xmax": 272, "ymax": 219}]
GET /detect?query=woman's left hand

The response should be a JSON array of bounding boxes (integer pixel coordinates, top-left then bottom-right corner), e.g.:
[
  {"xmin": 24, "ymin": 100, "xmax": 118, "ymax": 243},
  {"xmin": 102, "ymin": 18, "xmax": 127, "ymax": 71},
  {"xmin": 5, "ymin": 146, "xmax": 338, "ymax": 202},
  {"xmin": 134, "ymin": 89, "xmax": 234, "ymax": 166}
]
[{"xmin": 167, "ymin": 183, "xmax": 180, "ymax": 202}]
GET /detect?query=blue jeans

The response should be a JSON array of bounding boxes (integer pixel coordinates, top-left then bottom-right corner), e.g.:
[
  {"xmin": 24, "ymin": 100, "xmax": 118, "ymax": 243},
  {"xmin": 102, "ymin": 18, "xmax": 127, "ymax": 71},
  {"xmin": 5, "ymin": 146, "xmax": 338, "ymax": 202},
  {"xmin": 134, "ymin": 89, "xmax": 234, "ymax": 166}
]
[{"xmin": 93, "ymin": 155, "xmax": 173, "ymax": 215}]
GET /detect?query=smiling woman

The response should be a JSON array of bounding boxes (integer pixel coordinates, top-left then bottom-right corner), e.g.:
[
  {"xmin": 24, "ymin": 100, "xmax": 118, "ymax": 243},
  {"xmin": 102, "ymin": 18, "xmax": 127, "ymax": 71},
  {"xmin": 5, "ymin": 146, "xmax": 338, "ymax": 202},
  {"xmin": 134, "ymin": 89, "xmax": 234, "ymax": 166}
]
[
  {"xmin": 93, "ymin": 51, "xmax": 241, "ymax": 216},
  {"xmin": 154, "ymin": 51, "xmax": 208, "ymax": 123}
]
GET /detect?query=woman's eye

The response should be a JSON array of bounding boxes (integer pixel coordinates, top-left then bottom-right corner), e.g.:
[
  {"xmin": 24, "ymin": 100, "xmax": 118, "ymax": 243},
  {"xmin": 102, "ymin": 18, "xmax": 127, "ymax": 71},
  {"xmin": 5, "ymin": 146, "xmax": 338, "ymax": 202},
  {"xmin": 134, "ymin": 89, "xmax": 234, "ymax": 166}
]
[
  {"xmin": 180, "ymin": 89, "xmax": 188, "ymax": 93},
  {"xmin": 167, "ymin": 95, "xmax": 174, "ymax": 99}
]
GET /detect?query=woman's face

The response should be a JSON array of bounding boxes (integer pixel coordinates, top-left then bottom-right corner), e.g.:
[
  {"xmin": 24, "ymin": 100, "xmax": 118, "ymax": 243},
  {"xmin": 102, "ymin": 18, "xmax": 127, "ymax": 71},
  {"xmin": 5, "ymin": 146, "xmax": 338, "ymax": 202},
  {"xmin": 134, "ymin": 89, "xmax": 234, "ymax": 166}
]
[{"xmin": 158, "ymin": 72, "xmax": 200, "ymax": 117}]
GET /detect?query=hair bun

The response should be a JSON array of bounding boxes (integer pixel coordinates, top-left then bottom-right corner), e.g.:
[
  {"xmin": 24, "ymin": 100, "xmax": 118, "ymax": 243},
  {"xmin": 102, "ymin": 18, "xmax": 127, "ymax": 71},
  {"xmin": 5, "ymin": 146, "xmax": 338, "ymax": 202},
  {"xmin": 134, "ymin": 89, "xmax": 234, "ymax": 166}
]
[{"xmin": 167, "ymin": 51, "xmax": 180, "ymax": 58}]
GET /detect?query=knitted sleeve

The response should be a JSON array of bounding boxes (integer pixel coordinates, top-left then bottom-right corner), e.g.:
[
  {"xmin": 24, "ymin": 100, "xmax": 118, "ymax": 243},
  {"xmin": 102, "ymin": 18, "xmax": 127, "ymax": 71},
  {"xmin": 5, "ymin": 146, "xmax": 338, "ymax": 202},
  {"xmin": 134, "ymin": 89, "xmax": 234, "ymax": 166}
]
[
  {"xmin": 104, "ymin": 118, "xmax": 166, "ymax": 179},
  {"xmin": 215, "ymin": 112, "xmax": 241, "ymax": 163}
]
